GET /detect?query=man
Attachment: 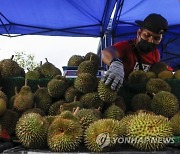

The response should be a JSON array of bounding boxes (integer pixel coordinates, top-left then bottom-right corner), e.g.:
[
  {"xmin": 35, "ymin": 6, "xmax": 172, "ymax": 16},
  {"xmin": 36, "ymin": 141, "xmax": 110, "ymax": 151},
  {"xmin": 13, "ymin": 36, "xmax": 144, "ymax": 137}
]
[{"xmin": 102, "ymin": 13, "xmax": 168, "ymax": 91}]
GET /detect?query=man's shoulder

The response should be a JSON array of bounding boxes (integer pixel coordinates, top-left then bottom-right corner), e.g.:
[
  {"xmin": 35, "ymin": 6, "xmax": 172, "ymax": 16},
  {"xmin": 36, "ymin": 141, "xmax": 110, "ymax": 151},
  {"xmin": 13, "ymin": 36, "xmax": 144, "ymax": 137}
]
[{"xmin": 113, "ymin": 39, "xmax": 135, "ymax": 48}]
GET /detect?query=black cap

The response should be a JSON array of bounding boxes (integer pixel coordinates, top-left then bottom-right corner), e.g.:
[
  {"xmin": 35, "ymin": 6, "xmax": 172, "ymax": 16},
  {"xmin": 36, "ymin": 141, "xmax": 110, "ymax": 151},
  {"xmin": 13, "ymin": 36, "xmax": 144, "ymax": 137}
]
[{"xmin": 135, "ymin": 13, "xmax": 168, "ymax": 34}]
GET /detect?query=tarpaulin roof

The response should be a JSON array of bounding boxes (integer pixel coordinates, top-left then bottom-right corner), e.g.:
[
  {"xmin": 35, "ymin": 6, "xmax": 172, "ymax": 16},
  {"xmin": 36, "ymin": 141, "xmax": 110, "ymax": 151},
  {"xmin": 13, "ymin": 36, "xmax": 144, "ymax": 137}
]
[
  {"xmin": 104, "ymin": 0, "xmax": 180, "ymax": 70},
  {"xmin": 0, "ymin": 0, "xmax": 116, "ymax": 37}
]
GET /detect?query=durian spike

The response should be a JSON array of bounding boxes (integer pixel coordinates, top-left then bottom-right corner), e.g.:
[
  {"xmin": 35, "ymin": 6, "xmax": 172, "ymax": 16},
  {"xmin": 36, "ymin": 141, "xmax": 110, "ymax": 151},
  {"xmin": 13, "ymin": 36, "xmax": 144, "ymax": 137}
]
[
  {"xmin": 73, "ymin": 96, "xmax": 77, "ymax": 102},
  {"xmin": 60, "ymin": 105, "xmax": 64, "ymax": 113},
  {"xmin": 73, "ymin": 107, "xmax": 80, "ymax": 115},
  {"xmin": 14, "ymin": 86, "xmax": 18, "ymax": 95},
  {"xmin": 45, "ymin": 58, "xmax": 48, "ymax": 62},
  {"xmin": 11, "ymin": 55, "xmax": 14, "ymax": 60}
]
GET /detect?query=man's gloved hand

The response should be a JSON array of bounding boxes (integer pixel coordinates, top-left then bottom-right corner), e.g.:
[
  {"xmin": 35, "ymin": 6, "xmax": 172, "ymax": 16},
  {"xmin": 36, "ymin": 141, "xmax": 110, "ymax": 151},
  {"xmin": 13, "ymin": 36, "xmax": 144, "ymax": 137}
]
[{"xmin": 102, "ymin": 60, "xmax": 124, "ymax": 91}]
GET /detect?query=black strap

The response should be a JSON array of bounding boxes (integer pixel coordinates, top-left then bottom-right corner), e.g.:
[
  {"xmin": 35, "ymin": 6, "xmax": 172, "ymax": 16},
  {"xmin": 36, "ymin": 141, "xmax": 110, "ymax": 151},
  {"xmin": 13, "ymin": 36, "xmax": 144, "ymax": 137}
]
[{"xmin": 128, "ymin": 40, "xmax": 143, "ymax": 70}]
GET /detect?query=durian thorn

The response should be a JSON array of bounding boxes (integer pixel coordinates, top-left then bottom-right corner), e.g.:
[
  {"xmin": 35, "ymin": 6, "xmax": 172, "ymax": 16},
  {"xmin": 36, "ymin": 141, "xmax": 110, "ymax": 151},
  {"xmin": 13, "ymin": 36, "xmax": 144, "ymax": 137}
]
[
  {"xmin": 37, "ymin": 85, "xmax": 41, "ymax": 89},
  {"xmin": 74, "ymin": 96, "xmax": 77, "ymax": 102},
  {"xmin": 73, "ymin": 107, "xmax": 80, "ymax": 115},
  {"xmin": 11, "ymin": 55, "xmax": 14, "ymax": 60},
  {"xmin": 14, "ymin": 86, "xmax": 18, "ymax": 95},
  {"xmin": 45, "ymin": 58, "xmax": 48, "ymax": 62},
  {"xmin": 60, "ymin": 105, "xmax": 64, "ymax": 113},
  {"xmin": 25, "ymin": 79, "xmax": 28, "ymax": 86}
]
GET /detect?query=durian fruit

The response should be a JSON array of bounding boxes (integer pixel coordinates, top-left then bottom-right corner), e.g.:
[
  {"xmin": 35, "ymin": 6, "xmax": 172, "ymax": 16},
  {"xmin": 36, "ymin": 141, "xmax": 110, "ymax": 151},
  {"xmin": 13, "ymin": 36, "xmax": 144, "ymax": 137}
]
[
  {"xmin": 84, "ymin": 52, "xmax": 100, "ymax": 66},
  {"xmin": 77, "ymin": 59, "xmax": 98, "ymax": 76},
  {"xmin": 170, "ymin": 111, "xmax": 180, "ymax": 135},
  {"xmin": 150, "ymin": 62, "xmax": 168, "ymax": 75},
  {"xmin": 8, "ymin": 87, "xmax": 18, "ymax": 109},
  {"xmin": 131, "ymin": 93, "xmax": 151, "ymax": 111},
  {"xmin": 103, "ymin": 104, "xmax": 124, "ymax": 120},
  {"xmin": 127, "ymin": 112, "xmax": 173, "ymax": 151},
  {"xmin": 74, "ymin": 73, "xmax": 97, "ymax": 93},
  {"xmin": 0, "ymin": 98, "xmax": 6, "ymax": 115},
  {"xmin": 13, "ymin": 80, "xmax": 34, "ymax": 112},
  {"xmin": 0, "ymin": 88, "xmax": 8, "ymax": 103},
  {"xmin": 34, "ymin": 61, "xmax": 43, "ymax": 75},
  {"xmin": 25, "ymin": 70, "xmax": 41, "ymax": 80},
  {"xmin": 67, "ymin": 55, "xmax": 84, "ymax": 67},
  {"xmin": 151, "ymin": 91, "xmax": 179, "ymax": 118},
  {"xmin": 61, "ymin": 97, "xmax": 83, "ymax": 113},
  {"xmin": 0, "ymin": 55, "xmax": 22, "ymax": 77},
  {"xmin": 128, "ymin": 70, "xmax": 148, "ymax": 84},
  {"xmin": 174, "ymin": 70, "xmax": 180, "ymax": 79},
  {"xmin": 98, "ymin": 80, "xmax": 117, "ymax": 103},
  {"xmin": 48, "ymin": 100, "xmax": 66, "ymax": 116},
  {"xmin": 23, "ymin": 108, "xmax": 45, "ymax": 116},
  {"xmin": 80, "ymin": 92, "xmax": 103, "ymax": 109},
  {"xmin": 146, "ymin": 71, "xmax": 156, "ymax": 80},
  {"xmin": 34, "ymin": 85, "xmax": 52, "ymax": 114},
  {"xmin": 44, "ymin": 115, "xmax": 60, "ymax": 125},
  {"xmin": 75, "ymin": 108, "xmax": 99, "ymax": 131},
  {"xmin": 16, "ymin": 113, "xmax": 49, "ymax": 148},
  {"xmin": 84, "ymin": 119, "xmax": 123, "ymax": 152},
  {"xmin": 40, "ymin": 58, "xmax": 61, "ymax": 78},
  {"xmin": 112, "ymin": 96, "xmax": 126, "ymax": 112},
  {"xmin": 47, "ymin": 78, "xmax": 68, "ymax": 98},
  {"xmin": 146, "ymin": 78, "xmax": 171, "ymax": 94},
  {"xmin": 65, "ymin": 86, "xmax": 81, "ymax": 102},
  {"xmin": 0, "ymin": 109, "xmax": 19, "ymax": 135},
  {"xmin": 158, "ymin": 71, "xmax": 174, "ymax": 80},
  {"xmin": 48, "ymin": 117, "xmax": 83, "ymax": 152}
]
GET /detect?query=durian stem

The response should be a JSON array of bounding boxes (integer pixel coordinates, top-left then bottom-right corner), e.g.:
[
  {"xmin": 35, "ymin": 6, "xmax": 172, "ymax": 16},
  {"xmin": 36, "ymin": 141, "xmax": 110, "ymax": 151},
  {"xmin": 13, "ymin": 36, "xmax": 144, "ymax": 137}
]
[
  {"xmin": 45, "ymin": 58, "xmax": 48, "ymax": 62},
  {"xmin": 40, "ymin": 61, "xmax": 42, "ymax": 66},
  {"xmin": 90, "ymin": 55, "xmax": 93, "ymax": 61},
  {"xmin": 60, "ymin": 105, "xmax": 64, "ymax": 113},
  {"xmin": 11, "ymin": 55, "xmax": 14, "ymax": 60},
  {"xmin": 27, "ymin": 68, "xmax": 30, "ymax": 71},
  {"xmin": 73, "ymin": 107, "xmax": 80, "ymax": 115},
  {"xmin": 97, "ymin": 107, "xmax": 101, "ymax": 111},
  {"xmin": 73, "ymin": 96, "xmax": 77, "ymax": 102},
  {"xmin": 37, "ymin": 85, "xmax": 41, "ymax": 89},
  {"xmin": 14, "ymin": 86, "xmax": 18, "ymax": 95},
  {"xmin": 25, "ymin": 79, "xmax": 28, "ymax": 86}
]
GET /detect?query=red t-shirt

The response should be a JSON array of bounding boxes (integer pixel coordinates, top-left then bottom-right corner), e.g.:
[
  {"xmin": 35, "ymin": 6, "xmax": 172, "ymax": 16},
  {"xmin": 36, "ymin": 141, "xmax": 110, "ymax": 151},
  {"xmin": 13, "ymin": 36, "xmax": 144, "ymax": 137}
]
[{"xmin": 113, "ymin": 39, "xmax": 160, "ymax": 79}]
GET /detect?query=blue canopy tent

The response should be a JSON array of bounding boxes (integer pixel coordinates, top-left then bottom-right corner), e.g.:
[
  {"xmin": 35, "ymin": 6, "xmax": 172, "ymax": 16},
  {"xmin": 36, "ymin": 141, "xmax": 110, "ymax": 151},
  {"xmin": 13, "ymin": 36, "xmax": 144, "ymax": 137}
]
[
  {"xmin": 0, "ymin": 0, "xmax": 116, "ymax": 37},
  {"xmin": 101, "ymin": 0, "xmax": 180, "ymax": 70}
]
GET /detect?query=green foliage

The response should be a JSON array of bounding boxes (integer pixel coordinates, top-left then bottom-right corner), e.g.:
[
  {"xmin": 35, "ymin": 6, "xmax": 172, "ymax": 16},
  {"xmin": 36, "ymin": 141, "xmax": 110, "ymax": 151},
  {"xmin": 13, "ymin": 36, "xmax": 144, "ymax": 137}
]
[{"xmin": 13, "ymin": 51, "xmax": 39, "ymax": 71}]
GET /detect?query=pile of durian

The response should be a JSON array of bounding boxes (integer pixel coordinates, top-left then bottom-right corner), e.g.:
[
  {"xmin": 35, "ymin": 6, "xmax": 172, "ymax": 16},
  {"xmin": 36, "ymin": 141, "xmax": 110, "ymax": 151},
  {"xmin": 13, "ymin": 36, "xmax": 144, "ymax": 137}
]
[{"xmin": 0, "ymin": 53, "xmax": 179, "ymax": 152}]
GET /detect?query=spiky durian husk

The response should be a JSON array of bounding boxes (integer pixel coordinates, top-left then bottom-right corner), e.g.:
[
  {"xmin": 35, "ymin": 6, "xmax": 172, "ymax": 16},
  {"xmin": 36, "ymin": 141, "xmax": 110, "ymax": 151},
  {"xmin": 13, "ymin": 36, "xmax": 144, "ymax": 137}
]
[
  {"xmin": 75, "ymin": 109, "xmax": 99, "ymax": 131},
  {"xmin": 44, "ymin": 115, "xmax": 60, "ymax": 125},
  {"xmin": 16, "ymin": 113, "xmax": 49, "ymax": 148},
  {"xmin": 74, "ymin": 73, "xmax": 97, "ymax": 93},
  {"xmin": 84, "ymin": 52, "xmax": 100, "ymax": 66},
  {"xmin": 80, "ymin": 92, "xmax": 102, "ymax": 109},
  {"xmin": 150, "ymin": 62, "xmax": 167, "ymax": 75},
  {"xmin": 151, "ymin": 91, "xmax": 179, "ymax": 118},
  {"xmin": 174, "ymin": 70, "xmax": 180, "ymax": 79},
  {"xmin": 112, "ymin": 96, "xmax": 126, "ymax": 112},
  {"xmin": 77, "ymin": 60, "xmax": 98, "ymax": 76},
  {"xmin": 34, "ymin": 87, "xmax": 52, "ymax": 114},
  {"xmin": 0, "ymin": 109, "xmax": 19, "ymax": 135},
  {"xmin": 84, "ymin": 119, "xmax": 123, "ymax": 152},
  {"xmin": 48, "ymin": 100, "xmax": 66, "ymax": 116},
  {"xmin": 98, "ymin": 80, "xmax": 117, "ymax": 103},
  {"xmin": 104, "ymin": 104, "xmax": 124, "ymax": 120},
  {"xmin": 65, "ymin": 86, "xmax": 81, "ymax": 102},
  {"xmin": 170, "ymin": 111, "xmax": 180, "ymax": 135},
  {"xmin": 59, "ymin": 110, "xmax": 78, "ymax": 122},
  {"xmin": 25, "ymin": 70, "xmax": 40, "ymax": 80},
  {"xmin": 23, "ymin": 108, "xmax": 45, "ymax": 116},
  {"xmin": 0, "ymin": 98, "xmax": 6, "ymax": 115},
  {"xmin": 48, "ymin": 118, "xmax": 83, "ymax": 152},
  {"xmin": 131, "ymin": 93, "xmax": 151, "ymax": 111},
  {"xmin": 146, "ymin": 78, "xmax": 171, "ymax": 94},
  {"xmin": 67, "ymin": 55, "xmax": 84, "ymax": 67},
  {"xmin": 127, "ymin": 113, "xmax": 173, "ymax": 151},
  {"xmin": 40, "ymin": 61, "xmax": 61, "ymax": 78},
  {"xmin": 158, "ymin": 71, "xmax": 174, "ymax": 80},
  {"xmin": 146, "ymin": 71, "xmax": 156, "ymax": 80},
  {"xmin": 0, "ymin": 58, "xmax": 22, "ymax": 77},
  {"xmin": 47, "ymin": 79, "xmax": 67, "ymax": 98},
  {"xmin": 61, "ymin": 101, "xmax": 83, "ymax": 113},
  {"xmin": 128, "ymin": 70, "xmax": 148, "ymax": 84}
]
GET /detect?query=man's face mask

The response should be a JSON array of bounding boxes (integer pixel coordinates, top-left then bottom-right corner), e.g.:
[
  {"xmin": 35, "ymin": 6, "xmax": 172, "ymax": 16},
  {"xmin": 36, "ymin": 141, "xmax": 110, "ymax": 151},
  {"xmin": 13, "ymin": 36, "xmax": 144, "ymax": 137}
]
[{"xmin": 138, "ymin": 38, "xmax": 158, "ymax": 53}]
